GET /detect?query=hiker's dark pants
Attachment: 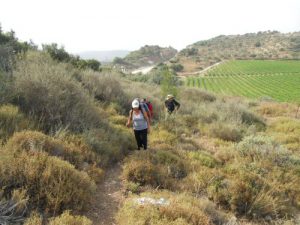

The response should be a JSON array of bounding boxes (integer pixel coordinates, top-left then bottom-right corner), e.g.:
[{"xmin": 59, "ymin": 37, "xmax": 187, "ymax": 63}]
[{"xmin": 134, "ymin": 129, "xmax": 148, "ymax": 150}]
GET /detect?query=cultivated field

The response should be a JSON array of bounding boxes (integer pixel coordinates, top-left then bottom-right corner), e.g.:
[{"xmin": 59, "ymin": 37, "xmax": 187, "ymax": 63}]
[{"xmin": 186, "ymin": 60, "xmax": 300, "ymax": 102}]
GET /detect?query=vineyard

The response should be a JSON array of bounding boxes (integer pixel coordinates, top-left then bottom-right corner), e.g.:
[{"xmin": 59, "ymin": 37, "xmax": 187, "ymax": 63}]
[{"xmin": 186, "ymin": 60, "xmax": 300, "ymax": 102}]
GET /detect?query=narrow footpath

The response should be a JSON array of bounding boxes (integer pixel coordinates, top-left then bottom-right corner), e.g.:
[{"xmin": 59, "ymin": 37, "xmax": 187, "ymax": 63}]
[{"xmin": 86, "ymin": 164, "xmax": 124, "ymax": 225}]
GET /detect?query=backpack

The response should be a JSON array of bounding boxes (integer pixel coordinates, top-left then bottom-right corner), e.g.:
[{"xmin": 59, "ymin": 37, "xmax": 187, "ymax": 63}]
[{"xmin": 146, "ymin": 101, "xmax": 153, "ymax": 117}]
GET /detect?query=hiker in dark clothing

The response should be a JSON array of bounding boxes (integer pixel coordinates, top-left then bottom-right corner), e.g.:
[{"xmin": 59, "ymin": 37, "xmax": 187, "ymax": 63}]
[
  {"xmin": 126, "ymin": 99, "xmax": 151, "ymax": 150},
  {"xmin": 165, "ymin": 94, "xmax": 180, "ymax": 114}
]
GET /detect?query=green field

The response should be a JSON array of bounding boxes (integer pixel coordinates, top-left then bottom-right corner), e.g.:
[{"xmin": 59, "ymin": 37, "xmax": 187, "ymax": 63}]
[{"xmin": 186, "ymin": 60, "xmax": 300, "ymax": 102}]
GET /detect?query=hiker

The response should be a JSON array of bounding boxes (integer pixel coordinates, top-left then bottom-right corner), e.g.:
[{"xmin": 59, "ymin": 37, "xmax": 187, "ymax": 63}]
[
  {"xmin": 126, "ymin": 99, "xmax": 151, "ymax": 150},
  {"xmin": 141, "ymin": 98, "xmax": 153, "ymax": 120},
  {"xmin": 165, "ymin": 94, "xmax": 180, "ymax": 115}
]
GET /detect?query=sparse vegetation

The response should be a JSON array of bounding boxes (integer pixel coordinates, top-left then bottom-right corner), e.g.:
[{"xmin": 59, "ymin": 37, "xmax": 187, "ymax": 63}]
[
  {"xmin": 178, "ymin": 31, "xmax": 300, "ymax": 73},
  {"xmin": 113, "ymin": 45, "xmax": 177, "ymax": 70},
  {"xmin": 1, "ymin": 27, "xmax": 300, "ymax": 224}
]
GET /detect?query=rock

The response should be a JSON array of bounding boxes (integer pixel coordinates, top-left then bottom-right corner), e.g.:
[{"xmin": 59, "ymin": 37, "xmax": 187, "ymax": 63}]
[{"xmin": 134, "ymin": 197, "xmax": 170, "ymax": 206}]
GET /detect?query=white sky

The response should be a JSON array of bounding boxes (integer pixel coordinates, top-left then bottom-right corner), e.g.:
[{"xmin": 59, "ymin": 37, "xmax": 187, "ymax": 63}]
[{"xmin": 0, "ymin": 0, "xmax": 299, "ymax": 53}]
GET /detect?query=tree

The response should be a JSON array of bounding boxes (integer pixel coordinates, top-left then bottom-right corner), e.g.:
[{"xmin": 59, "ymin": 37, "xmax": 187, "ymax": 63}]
[
  {"xmin": 86, "ymin": 59, "xmax": 101, "ymax": 71},
  {"xmin": 42, "ymin": 43, "xmax": 101, "ymax": 71},
  {"xmin": 170, "ymin": 63, "xmax": 184, "ymax": 72},
  {"xmin": 42, "ymin": 43, "xmax": 71, "ymax": 62},
  {"xmin": 113, "ymin": 57, "xmax": 125, "ymax": 64}
]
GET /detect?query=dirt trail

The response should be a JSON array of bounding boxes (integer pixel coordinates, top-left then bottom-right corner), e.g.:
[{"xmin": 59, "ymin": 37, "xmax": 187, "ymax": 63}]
[
  {"xmin": 86, "ymin": 164, "xmax": 124, "ymax": 225},
  {"xmin": 179, "ymin": 61, "xmax": 224, "ymax": 77}
]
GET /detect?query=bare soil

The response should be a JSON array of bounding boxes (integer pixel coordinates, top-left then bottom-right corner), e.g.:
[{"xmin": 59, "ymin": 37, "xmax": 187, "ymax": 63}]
[{"xmin": 86, "ymin": 163, "xmax": 124, "ymax": 225}]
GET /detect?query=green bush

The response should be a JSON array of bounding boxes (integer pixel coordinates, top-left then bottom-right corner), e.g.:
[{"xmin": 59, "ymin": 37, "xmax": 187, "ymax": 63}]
[
  {"xmin": 14, "ymin": 51, "xmax": 104, "ymax": 132},
  {"xmin": 236, "ymin": 135, "xmax": 288, "ymax": 163},
  {"xmin": 187, "ymin": 151, "xmax": 219, "ymax": 168},
  {"xmin": 80, "ymin": 71, "xmax": 130, "ymax": 114},
  {"xmin": 170, "ymin": 63, "xmax": 184, "ymax": 72}
]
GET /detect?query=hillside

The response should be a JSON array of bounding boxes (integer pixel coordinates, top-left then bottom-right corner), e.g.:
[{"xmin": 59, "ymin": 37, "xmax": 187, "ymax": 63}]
[
  {"xmin": 174, "ymin": 31, "xmax": 300, "ymax": 73},
  {"xmin": 78, "ymin": 50, "xmax": 130, "ymax": 63},
  {"xmin": 113, "ymin": 45, "xmax": 177, "ymax": 71},
  {"xmin": 1, "ymin": 27, "xmax": 300, "ymax": 225}
]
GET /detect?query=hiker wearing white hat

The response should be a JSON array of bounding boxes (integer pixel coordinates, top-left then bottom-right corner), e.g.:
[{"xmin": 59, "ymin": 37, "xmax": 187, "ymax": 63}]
[{"xmin": 126, "ymin": 99, "xmax": 151, "ymax": 150}]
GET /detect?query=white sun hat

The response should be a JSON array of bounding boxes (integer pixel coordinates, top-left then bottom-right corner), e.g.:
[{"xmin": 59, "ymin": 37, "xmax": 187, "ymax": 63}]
[{"xmin": 132, "ymin": 99, "xmax": 140, "ymax": 108}]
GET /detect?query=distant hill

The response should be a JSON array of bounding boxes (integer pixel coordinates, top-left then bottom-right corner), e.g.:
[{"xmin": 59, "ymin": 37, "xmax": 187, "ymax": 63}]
[
  {"xmin": 113, "ymin": 45, "xmax": 177, "ymax": 71},
  {"xmin": 173, "ymin": 31, "xmax": 300, "ymax": 73},
  {"xmin": 78, "ymin": 50, "xmax": 130, "ymax": 62}
]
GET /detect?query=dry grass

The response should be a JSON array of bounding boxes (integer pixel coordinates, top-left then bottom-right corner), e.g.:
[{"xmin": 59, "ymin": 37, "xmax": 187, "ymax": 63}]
[
  {"xmin": 256, "ymin": 102, "xmax": 298, "ymax": 118},
  {"xmin": 266, "ymin": 118, "xmax": 300, "ymax": 153},
  {"xmin": 48, "ymin": 211, "xmax": 92, "ymax": 225},
  {"xmin": 117, "ymin": 191, "xmax": 227, "ymax": 225},
  {"xmin": 0, "ymin": 149, "xmax": 96, "ymax": 214},
  {"xmin": 0, "ymin": 104, "xmax": 33, "ymax": 141}
]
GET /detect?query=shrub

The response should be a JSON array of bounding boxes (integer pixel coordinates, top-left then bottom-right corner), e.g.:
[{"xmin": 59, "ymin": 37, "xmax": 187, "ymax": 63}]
[
  {"xmin": 267, "ymin": 118, "xmax": 300, "ymax": 152},
  {"xmin": 183, "ymin": 169, "xmax": 220, "ymax": 195},
  {"xmin": 237, "ymin": 136, "xmax": 284, "ymax": 161},
  {"xmin": 117, "ymin": 191, "xmax": 226, "ymax": 225},
  {"xmin": 152, "ymin": 150, "xmax": 187, "ymax": 179},
  {"xmin": 206, "ymin": 135, "xmax": 299, "ymax": 219},
  {"xmin": 80, "ymin": 71, "xmax": 129, "ymax": 113},
  {"xmin": 5, "ymin": 131, "xmax": 99, "ymax": 169},
  {"xmin": 240, "ymin": 109, "xmax": 265, "ymax": 128},
  {"xmin": 0, "ymin": 189, "xmax": 28, "ymax": 225},
  {"xmin": 84, "ymin": 164, "xmax": 104, "ymax": 184},
  {"xmin": 48, "ymin": 211, "xmax": 92, "ymax": 225},
  {"xmin": 0, "ymin": 104, "xmax": 32, "ymax": 140},
  {"xmin": 170, "ymin": 63, "xmax": 184, "ymax": 72},
  {"xmin": 150, "ymin": 125, "xmax": 178, "ymax": 146},
  {"xmin": 208, "ymin": 122, "xmax": 243, "ymax": 142},
  {"xmin": 123, "ymin": 159, "xmax": 165, "ymax": 187},
  {"xmin": 224, "ymin": 170, "xmax": 289, "ymax": 219},
  {"xmin": 24, "ymin": 212, "xmax": 43, "ymax": 225},
  {"xmin": 187, "ymin": 151, "xmax": 220, "ymax": 168},
  {"xmin": 14, "ymin": 51, "xmax": 104, "ymax": 132},
  {"xmin": 181, "ymin": 88, "xmax": 216, "ymax": 103},
  {"xmin": 83, "ymin": 126, "xmax": 135, "ymax": 167},
  {"xmin": 0, "ymin": 72, "xmax": 14, "ymax": 104},
  {"xmin": 123, "ymin": 150, "xmax": 187, "ymax": 189},
  {"xmin": 0, "ymin": 150, "xmax": 96, "ymax": 214}
]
